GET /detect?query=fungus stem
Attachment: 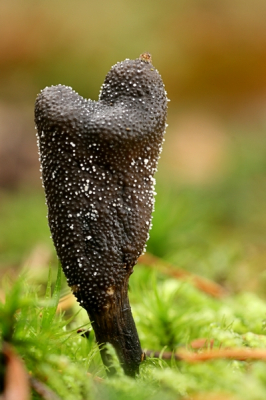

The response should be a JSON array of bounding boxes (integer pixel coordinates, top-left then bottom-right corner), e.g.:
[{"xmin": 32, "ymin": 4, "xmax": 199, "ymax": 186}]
[{"xmin": 87, "ymin": 275, "xmax": 142, "ymax": 377}]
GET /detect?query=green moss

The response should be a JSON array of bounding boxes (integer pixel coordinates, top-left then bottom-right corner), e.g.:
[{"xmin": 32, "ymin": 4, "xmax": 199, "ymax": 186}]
[{"xmin": 2, "ymin": 265, "xmax": 266, "ymax": 399}]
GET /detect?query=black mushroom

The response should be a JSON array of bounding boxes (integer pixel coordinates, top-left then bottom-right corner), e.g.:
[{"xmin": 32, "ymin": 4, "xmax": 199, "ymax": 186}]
[{"xmin": 35, "ymin": 53, "xmax": 168, "ymax": 377}]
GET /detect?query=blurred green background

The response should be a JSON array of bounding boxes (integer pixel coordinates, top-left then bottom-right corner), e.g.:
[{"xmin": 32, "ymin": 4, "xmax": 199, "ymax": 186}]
[{"xmin": 1, "ymin": 0, "xmax": 266, "ymax": 296}]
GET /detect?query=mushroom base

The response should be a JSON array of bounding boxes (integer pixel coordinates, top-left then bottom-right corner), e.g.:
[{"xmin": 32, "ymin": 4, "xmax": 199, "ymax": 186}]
[{"xmin": 86, "ymin": 277, "xmax": 143, "ymax": 377}]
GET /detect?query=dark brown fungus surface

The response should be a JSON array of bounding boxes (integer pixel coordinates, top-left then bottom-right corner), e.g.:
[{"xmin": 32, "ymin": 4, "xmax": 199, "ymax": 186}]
[{"xmin": 35, "ymin": 54, "xmax": 168, "ymax": 377}]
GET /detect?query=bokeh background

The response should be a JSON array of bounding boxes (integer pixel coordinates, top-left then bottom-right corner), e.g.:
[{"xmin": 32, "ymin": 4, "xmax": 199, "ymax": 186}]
[{"xmin": 1, "ymin": 0, "xmax": 266, "ymax": 295}]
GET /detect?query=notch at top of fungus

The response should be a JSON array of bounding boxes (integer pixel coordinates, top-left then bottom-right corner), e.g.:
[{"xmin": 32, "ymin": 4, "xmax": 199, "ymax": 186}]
[{"xmin": 35, "ymin": 53, "xmax": 168, "ymax": 377}]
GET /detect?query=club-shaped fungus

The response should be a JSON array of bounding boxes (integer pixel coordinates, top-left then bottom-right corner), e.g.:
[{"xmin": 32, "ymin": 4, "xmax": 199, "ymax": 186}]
[{"xmin": 35, "ymin": 53, "xmax": 168, "ymax": 377}]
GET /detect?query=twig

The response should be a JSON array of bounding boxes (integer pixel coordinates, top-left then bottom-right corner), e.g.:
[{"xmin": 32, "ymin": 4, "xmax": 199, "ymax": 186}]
[
  {"xmin": 178, "ymin": 348, "xmax": 266, "ymax": 362},
  {"xmin": 145, "ymin": 347, "xmax": 266, "ymax": 363},
  {"xmin": 139, "ymin": 253, "xmax": 227, "ymax": 298}
]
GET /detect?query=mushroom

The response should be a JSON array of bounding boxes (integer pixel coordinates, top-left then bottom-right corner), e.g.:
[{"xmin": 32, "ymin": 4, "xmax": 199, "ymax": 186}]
[{"xmin": 35, "ymin": 53, "xmax": 168, "ymax": 377}]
